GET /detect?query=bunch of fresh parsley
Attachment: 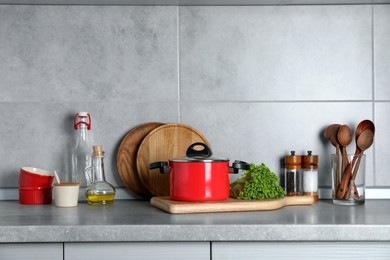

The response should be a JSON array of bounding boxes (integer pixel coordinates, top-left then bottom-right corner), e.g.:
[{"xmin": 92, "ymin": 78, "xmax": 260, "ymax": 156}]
[{"xmin": 230, "ymin": 163, "xmax": 285, "ymax": 200}]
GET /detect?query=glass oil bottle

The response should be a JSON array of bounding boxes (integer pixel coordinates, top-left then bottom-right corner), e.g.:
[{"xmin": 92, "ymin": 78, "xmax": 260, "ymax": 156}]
[
  {"xmin": 86, "ymin": 145, "xmax": 116, "ymax": 205},
  {"xmin": 72, "ymin": 112, "xmax": 93, "ymax": 187}
]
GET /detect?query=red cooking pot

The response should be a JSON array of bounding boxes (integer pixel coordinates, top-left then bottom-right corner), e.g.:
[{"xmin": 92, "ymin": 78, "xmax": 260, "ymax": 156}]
[{"xmin": 149, "ymin": 142, "xmax": 249, "ymax": 202}]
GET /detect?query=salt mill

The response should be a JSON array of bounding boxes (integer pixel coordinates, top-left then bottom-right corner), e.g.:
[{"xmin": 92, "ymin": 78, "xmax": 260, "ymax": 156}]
[{"xmin": 303, "ymin": 151, "xmax": 319, "ymax": 201}]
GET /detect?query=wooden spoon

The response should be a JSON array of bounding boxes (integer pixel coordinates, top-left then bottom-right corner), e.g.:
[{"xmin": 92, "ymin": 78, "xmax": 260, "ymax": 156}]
[
  {"xmin": 324, "ymin": 124, "xmax": 339, "ymax": 139},
  {"xmin": 344, "ymin": 129, "xmax": 374, "ymax": 200},
  {"xmin": 348, "ymin": 120, "xmax": 375, "ymax": 169},
  {"xmin": 337, "ymin": 125, "xmax": 353, "ymax": 175},
  {"xmin": 337, "ymin": 120, "xmax": 375, "ymax": 199},
  {"xmin": 324, "ymin": 124, "xmax": 341, "ymax": 188},
  {"xmin": 348, "ymin": 120, "xmax": 375, "ymax": 190},
  {"xmin": 328, "ymin": 125, "xmax": 342, "ymax": 189},
  {"xmin": 356, "ymin": 119, "xmax": 376, "ymax": 137}
]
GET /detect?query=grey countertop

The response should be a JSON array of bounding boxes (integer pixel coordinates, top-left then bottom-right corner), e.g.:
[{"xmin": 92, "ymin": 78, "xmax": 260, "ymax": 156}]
[
  {"xmin": 0, "ymin": 0, "xmax": 387, "ymax": 5},
  {"xmin": 1, "ymin": 199, "xmax": 390, "ymax": 243}
]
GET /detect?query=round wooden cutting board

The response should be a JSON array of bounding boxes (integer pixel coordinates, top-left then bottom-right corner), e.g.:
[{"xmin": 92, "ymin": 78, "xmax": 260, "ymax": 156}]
[
  {"xmin": 117, "ymin": 122, "xmax": 164, "ymax": 198},
  {"xmin": 136, "ymin": 124, "xmax": 211, "ymax": 197}
]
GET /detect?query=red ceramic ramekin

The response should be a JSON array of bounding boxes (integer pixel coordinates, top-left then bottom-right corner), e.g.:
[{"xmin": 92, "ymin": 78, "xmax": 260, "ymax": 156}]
[
  {"xmin": 19, "ymin": 167, "xmax": 54, "ymax": 187},
  {"xmin": 19, "ymin": 186, "xmax": 52, "ymax": 204}
]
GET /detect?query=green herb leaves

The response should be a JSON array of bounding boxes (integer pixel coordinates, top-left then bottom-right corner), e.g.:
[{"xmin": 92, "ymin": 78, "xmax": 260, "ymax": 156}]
[{"xmin": 230, "ymin": 163, "xmax": 285, "ymax": 200}]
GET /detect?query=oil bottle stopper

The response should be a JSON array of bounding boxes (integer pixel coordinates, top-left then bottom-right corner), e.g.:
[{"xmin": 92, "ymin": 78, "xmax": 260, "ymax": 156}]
[{"xmin": 93, "ymin": 145, "xmax": 104, "ymax": 158}]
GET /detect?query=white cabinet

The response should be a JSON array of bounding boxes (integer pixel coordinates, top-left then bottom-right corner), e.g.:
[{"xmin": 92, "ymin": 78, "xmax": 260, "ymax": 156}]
[
  {"xmin": 65, "ymin": 242, "xmax": 210, "ymax": 260},
  {"xmin": 0, "ymin": 243, "xmax": 63, "ymax": 260},
  {"xmin": 4, "ymin": 241, "xmax": 390, "ymax": 260},
  {"xmin": 212, "ymin": 242, "xmax": 390, "ymax": 260}
]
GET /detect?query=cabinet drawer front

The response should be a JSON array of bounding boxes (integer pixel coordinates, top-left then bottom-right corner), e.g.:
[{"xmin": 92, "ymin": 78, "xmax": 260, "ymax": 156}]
[
  {"xmin": 0, "ymin": 243, "xmax": 63, "ymax": 260},
  {"xmin": 213, "ymin": 242, "xmax": 390, "ymax": 260},
  {"xmin": 65, "ymin": 242, "xmax": 209, "ymax": 260}
]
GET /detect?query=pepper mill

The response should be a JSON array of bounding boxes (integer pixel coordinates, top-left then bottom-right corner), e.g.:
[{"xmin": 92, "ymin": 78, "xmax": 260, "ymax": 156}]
[{"xmin": 285, "ymin": 151, "xmax": 302, "ymax": 196}]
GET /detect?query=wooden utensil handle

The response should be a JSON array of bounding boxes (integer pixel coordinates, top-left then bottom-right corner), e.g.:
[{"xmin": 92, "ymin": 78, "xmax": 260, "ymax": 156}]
[
  {"xmin": 337, "ymin": 155, "xmax": 358, "ymax": 199},
  {"xmin": 344, "ymin": 155, "xmax": 362, "ymax": 200},
  {"xmin": 351, "ymin": 155, "xmax": 363, "ymax": 182},
  {"xmin": 343, "ymin": 181, "xmax": 356, "ymax": 200},
  {"xmin": 353, "ymin": 185, "xmax": 359, "ymax": 200},
  {"xmin": 335, "ymin": 148, "xmax": 340, "ymax": 190},
  {"xmin": 341, "ymin": 147, "xmax": 349, "ymax": 176}
]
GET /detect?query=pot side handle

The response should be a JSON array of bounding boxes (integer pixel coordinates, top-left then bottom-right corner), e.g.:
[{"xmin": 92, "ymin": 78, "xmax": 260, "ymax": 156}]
[
  {"xmin": 149, "ymin": 162, "xmax": 170, "ymax": 174},
  {"xmin": 229, "ymin": 160, "xmax": 250, "ymax": 174}
]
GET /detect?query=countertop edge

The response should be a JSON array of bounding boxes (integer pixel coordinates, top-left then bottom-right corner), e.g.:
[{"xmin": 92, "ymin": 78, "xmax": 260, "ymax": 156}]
[
  {"xmin": 2, "ymin": 200, "xmax": 390, "ymax": 243},
  {"xmin": 2, "ymin": 224, "xmax": 390, "ymax": 243}
]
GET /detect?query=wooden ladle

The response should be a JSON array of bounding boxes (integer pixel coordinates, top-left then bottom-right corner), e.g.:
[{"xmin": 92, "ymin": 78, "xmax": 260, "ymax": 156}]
[
  {"xmin": 337, "ymin": 125, "xmax": 353, "ymax": 175},
  {"xmin": 344, "ymin": 129, "xmax": 374, "ymax": 200},
  {"xmin": 337, "ymin": 120, "xmax": 375, "ymax": 199}
]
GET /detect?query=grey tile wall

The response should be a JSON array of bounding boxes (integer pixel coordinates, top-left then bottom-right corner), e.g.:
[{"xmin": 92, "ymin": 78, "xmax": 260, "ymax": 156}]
[
  {"xmin": 179, "ymin": 5, "xmax": 378, "ymax": 189},
  {"xmin": 375, "ymin": 103, "xmax": 390, "ymax": 185},
  {"xmin": 179, "ymin": 5, "xmax": 372, "ymax": 101},
  {"xmin": 374, "ymin": 5, "xmax": 390, "ymax": 100},
  {"xmin": 181, "ymin": 102, "xmax": 374, "ymax": 186},
  {"xmin": 0, "ymin": 6, "xmax": 178, "ymax": 102},
  {"xmin": 0, "ymin": 4, "xmax": 389, "ymax": 197},
  {"xmin": 374, "ymin": 6, "xmax": 390, "ymax": 187},
  {"xmin": 0, "ymin": 6, "xmax": 178, "ymax": 190}
]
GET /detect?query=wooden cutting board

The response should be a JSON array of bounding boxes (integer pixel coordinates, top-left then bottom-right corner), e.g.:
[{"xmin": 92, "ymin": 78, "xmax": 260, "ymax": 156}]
[
  {"xmin": 151, "ymin": 196, "xmax": 315, "ymax": 214},
  {"xmin": 136, "ymin": 124, "xmax": 211, "ymax": 197},
  {"xmin": 117, "ymin": 122, "xmax": 164, "ymax": 198}
]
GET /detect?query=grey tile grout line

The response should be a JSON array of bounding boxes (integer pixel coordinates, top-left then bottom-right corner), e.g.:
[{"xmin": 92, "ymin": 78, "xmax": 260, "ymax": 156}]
[
  {"xmin": 210, "ymin": 241, "xmax": 212, "ymax": 260},
  {"xmin": 1, "ymin": 99, "xmax": 388, "ymax": 104},
  {"xmin": 171, "ymin": 100, "xmax": 381, "ymax": 103},
  {"xmin": 0, "ymin": 3, "xmax": 381, "ymax": 6},
  {"xmin": 372, "ymin": 4, "xmax": 376, "ymax": 186},
  {"xmin": 177, "ymin": 5, "xmax": 181, "ymax": 124}
]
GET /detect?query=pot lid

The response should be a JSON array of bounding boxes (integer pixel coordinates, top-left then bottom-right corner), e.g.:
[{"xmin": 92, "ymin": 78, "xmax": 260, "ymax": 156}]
[{"xmin": 170, "ymin": 142, "xmax": 229, "ymax": 163}]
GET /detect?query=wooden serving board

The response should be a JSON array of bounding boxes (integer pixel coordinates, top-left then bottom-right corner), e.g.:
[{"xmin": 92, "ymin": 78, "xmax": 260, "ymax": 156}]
[
  {"xmin": 137, "ymin": 124, "xmax": 210, "ymax": 197},
  {"xmin": 117, "ymin": 122, "xmax": 164, "ymax": 198},
  {"xmin": 151, "ymin": 196, "xmax": 315, "ymax": 214}
]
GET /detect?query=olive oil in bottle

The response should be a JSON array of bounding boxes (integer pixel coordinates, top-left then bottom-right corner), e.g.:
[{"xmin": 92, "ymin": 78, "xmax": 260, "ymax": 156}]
[
  {"xmin": 86, "ymin": 145, "xmax": 116, "ymax": 205},
  {"xmin": 86, "ymin": 193, "xmax": 116, "ymax": 204}
]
